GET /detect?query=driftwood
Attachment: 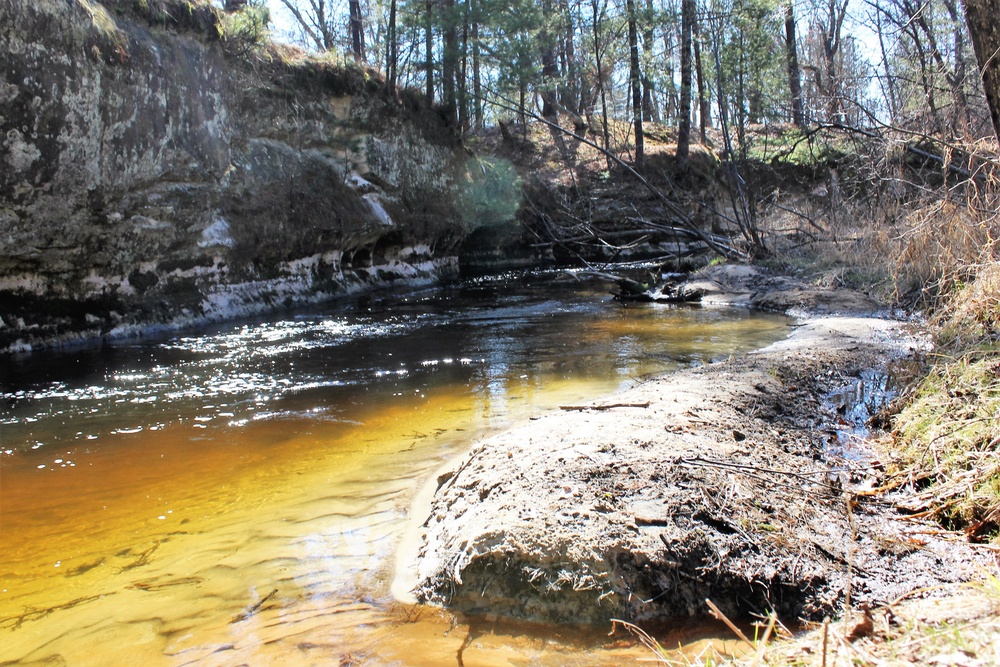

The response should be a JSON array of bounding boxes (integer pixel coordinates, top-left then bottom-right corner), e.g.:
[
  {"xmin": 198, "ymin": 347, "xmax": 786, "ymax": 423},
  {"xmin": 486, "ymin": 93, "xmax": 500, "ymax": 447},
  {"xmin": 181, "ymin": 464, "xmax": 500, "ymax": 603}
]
[{"xmin": 578, "ymin": 269, "xmax": 704, "ymax": 303}]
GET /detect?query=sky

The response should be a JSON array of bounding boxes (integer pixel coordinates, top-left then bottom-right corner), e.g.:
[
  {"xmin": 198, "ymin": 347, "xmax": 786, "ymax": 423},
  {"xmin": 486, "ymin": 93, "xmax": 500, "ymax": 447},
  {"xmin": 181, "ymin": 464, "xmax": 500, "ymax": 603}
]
[{"xmin": 264, "ymin": 0, "xmax": 304, "ymax": 46}]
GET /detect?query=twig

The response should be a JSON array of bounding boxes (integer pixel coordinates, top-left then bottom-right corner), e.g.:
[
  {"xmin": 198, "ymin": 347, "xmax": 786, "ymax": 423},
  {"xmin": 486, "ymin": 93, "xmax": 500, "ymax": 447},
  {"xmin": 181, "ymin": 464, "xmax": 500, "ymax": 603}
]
[
  {"xmin": 821, "ymin": 617, "xmax": 830, "ymax": 667},
  {"xmin": 231, "ymin": 588, "xmax": 279, "ymax": 623},
  {"xmin": 609, "ymin": 619, "xmax": 671, "ymax": 664},
  {"xmin": 559, "ymin": 402, "xmax": 651, "ymax": 411},
  {"xmin": 705, "ymin": 598, "xmax": 754, "ymax": 646},
  {"xmin": 677, "ymin": 454, "xmax": 830, "ymax": 481}
]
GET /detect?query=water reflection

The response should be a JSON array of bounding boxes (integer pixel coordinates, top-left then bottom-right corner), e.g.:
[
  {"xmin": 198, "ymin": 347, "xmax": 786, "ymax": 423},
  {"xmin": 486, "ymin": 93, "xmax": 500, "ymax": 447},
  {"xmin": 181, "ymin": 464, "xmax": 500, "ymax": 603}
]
[{"xmin": 1, "ymin": 272, "xmax": 790, "ymax": 665}]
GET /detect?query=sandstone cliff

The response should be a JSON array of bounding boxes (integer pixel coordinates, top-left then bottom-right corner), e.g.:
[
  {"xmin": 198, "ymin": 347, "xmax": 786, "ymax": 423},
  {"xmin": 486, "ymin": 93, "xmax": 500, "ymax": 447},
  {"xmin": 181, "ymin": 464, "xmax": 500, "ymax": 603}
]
[{"xmin": 0, "ymin": 0, "xmax": 473, "ymax": 351}]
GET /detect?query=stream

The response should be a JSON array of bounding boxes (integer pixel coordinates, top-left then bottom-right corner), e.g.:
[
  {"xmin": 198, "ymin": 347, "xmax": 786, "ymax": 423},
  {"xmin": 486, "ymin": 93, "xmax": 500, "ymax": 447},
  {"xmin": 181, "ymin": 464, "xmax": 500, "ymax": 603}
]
[{"xmin": 0, "ymin": 271, "xmax": 791, "ymax": 666}]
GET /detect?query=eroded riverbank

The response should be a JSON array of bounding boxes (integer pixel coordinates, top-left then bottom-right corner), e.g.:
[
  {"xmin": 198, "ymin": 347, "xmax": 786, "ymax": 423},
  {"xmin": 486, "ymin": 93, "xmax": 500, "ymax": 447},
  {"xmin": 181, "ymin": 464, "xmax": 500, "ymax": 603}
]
[{"xmin": 402, "ymin": 266, "xmax": 989, "ymax": 628}]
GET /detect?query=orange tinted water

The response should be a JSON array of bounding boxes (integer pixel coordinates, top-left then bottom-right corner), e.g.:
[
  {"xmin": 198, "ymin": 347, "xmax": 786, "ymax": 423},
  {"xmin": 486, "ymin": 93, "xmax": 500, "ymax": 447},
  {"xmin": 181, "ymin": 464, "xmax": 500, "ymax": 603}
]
[{"xmin": 1, "ymin": 274, "xmax": 787, "ymax": 665}]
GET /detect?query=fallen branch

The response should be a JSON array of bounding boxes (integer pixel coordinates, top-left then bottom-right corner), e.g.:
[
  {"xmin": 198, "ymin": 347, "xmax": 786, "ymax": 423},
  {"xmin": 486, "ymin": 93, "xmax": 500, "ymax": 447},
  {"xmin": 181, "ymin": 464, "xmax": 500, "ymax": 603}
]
[{"xmin": 560, "ymin": 402, "xmax": 651, "ymax": 411}]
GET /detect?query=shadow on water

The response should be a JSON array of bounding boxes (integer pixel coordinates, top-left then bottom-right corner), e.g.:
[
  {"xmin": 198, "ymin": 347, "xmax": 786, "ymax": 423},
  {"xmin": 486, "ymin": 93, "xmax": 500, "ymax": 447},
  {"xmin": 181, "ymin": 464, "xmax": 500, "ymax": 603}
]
[{"xmin": 1, "ymin": 271, "xmax": 791, "ymax": 666}]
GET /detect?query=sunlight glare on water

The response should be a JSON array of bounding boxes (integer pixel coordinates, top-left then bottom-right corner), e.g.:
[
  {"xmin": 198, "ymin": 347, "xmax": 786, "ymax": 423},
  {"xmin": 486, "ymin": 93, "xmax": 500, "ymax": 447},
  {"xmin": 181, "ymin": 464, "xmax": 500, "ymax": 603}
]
[{"xmin": 0, "ymin": 273, "xmax": 788, "ymax": 666}]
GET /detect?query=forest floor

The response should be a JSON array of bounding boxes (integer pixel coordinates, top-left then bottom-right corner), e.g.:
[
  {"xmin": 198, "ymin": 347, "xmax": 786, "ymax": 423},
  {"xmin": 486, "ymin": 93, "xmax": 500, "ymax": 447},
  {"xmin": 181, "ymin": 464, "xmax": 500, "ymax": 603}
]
[{"xmin": 396, "ymin": 263, "xmax": 999, "ymax": 665}]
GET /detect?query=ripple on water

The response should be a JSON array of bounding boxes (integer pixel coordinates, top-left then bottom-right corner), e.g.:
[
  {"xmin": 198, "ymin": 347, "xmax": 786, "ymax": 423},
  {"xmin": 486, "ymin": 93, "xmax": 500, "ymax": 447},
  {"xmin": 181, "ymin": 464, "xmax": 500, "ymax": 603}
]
[{"xmin": 0, "ymin": 276, "xmax": 792, "ymax": 665}]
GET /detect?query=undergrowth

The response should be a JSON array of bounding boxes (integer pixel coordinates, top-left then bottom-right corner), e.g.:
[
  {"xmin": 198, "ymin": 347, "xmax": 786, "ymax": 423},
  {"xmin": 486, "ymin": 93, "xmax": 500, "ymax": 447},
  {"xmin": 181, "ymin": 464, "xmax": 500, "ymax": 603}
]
[{"xmin": 888, "ymin": 262, "xmax": 1000, "ymax": 540}]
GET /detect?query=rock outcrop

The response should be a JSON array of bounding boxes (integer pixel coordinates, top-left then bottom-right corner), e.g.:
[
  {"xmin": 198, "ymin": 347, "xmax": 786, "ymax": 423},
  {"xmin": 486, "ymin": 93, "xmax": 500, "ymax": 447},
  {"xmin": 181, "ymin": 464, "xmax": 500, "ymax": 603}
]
[{"xmin": 0, "ymin": 0, "xmax": 477, "ymax": 351}]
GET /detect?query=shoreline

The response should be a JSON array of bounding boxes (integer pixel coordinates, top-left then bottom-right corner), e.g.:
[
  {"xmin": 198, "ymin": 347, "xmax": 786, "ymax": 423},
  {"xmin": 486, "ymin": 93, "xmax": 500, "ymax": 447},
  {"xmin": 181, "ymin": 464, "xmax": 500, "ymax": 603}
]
[{"xmin": 394, "ymin": 265, "xmax": 989, "ymax": 625}]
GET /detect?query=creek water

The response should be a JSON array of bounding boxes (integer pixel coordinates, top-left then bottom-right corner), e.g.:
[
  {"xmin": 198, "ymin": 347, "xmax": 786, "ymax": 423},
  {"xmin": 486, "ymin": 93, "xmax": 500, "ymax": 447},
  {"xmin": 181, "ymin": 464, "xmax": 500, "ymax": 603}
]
[{"xmin": 1, "ymin": 272, "xmax": 790, "ymax": 666}]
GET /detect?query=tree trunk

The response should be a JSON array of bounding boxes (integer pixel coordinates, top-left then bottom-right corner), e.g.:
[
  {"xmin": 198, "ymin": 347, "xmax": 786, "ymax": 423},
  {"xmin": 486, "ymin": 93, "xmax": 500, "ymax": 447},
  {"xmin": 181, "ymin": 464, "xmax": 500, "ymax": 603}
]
[
  {"xmin": 784, "ymin": 1, "xmax": 804, "ymax": 127},
  {"xmin": 472, "ymin": 0, "xmax": 483, "ymax": 129},
  {"xmin": 676, "ymin": 0, "xmax": 694, "ymax": 162},
  {"xmin": 820, "ymin": 0, "xmax": 849, "ymax": 124},
  {"xmin": 693, "ymin": 12, "xmax": 709, "ymax": 140},
  {"xmin": 627, "ymin": 0, "xmax": 644, "ymax": 169},
  {"xmin": 386, "ymin": 0, "xmax": 398, "ymax": 92},
  {"xmin": 642, "ymin": 0, "xmax": 659, "ymax": 123},
  {"xmin": 349, "ymin": 0, "xmax": 366, "ymax": 61},
  {"xmin": 874, "ymin": 7, "xmax": 897, "ymax": 122},
  {"xmin": 459, "ymin": 0, "xmax": 469, "ymax": 133},
  {"xmin": 539, "ymin": 0, "xmax": 560, "ymax": 118},
  {"xmin": 425, "ymin": 0, "xmax": 434, "ymax": 104},
  {"xmin": 563, "ymin": 0, "xmax": 582, "ymax": 117},
  {"xmin": 442, "ymin": 0, "xmax": 459, "ymax": 123},
  {"xmin": 591, "ymin": 0, "xmax": 612, "ymax": 165},
  {"xmin": 964, "ymin": 0, "xmax": 1000, "ymax": 142},
  {"xmin": 661, "ymin": 12, "xmax": 677, "ymax": 122},
  {"xmin": 224, "ymin": 0, "xmax": 247, "ymax": 11}
]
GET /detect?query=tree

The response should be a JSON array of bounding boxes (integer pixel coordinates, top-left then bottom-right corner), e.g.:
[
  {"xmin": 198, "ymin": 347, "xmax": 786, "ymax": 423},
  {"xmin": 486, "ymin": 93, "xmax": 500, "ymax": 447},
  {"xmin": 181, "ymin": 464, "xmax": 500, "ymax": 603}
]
[
  {"xmin": 626, "ymin": 0, "xmax": 645, "ymax": 168},
  {"xmin": 693, "ymin": 11, "xmax": 710, "ymax": 139},
  {"xmin": 811, "ymin": 0, "xmax": 850, "ymax": 123},
  {"xmin": 784, "ymin": 0, "xmax": 804, "ymax": 127},
  {"xmin": 964, "ymin": 0, "xmax": 1000, "ymax": 142},
  {"xmin": 349, "ymin": 0, "xmax": 366, "ymax": 60},
  {"xmin": 591, "ymin": 0, "xmax": 613, "ymax": 161},
  {"xmin": 386, "ymin": 0, "xmax": 398, "ymax": 91},
  {"xmin": 676, "ymin": 0, "xmax": 694, "ymax": 161},
  {"xmin": 277, "ymin": 0, "xmax": 338, "ymax": 51},
  {"xmin": 425, "ymin": 0, "xmax": 435, "ymax": 103}
]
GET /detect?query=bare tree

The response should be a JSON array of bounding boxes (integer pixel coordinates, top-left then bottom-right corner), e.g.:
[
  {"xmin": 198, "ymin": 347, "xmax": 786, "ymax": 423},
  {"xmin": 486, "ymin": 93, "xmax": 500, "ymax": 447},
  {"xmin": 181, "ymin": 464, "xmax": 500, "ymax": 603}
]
[
  {"xmin": 806, "ymin": 0, "xmax": 850, "ymax": 123},
  {"xmin": 785, "ymin": 0, "xmax": 805, "ymax": 127},
  {"xmin": 276, "ymin": 0, "xmax": 338, "ymax": 51}
]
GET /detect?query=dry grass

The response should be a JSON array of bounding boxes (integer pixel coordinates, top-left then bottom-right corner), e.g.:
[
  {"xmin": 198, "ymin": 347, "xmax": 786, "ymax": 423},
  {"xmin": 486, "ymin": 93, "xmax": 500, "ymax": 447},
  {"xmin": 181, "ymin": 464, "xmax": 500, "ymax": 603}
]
[
  {"xmin": 759, "ymin": 135, "xmax": 1000, "ymax": 308},
  {"xmin": 749, "ymin": 582, "xmax": 1000, "ymax": 667},
  {"xmin": 885, "ymin": 263, "xmax": 1000, "ymax": 539},
  {"xmin": 716, "ymin": 134, "xmax": 1000, "ymax": 667},
  {"xmin": 628, "ymin": 578, "xmax": 1000, "ymax": 667}
]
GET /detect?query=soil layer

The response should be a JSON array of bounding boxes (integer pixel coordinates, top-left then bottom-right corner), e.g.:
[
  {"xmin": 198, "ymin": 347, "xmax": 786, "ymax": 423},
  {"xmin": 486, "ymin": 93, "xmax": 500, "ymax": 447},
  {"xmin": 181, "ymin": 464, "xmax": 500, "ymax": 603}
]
[{"xmin": 399, "ymin": 265, "xmax": 988, "ymax": 625}]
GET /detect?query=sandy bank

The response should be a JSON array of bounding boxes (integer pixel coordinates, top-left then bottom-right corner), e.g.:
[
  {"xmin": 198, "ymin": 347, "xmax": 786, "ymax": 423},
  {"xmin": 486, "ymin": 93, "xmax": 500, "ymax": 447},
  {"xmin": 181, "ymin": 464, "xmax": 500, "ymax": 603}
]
[{"xmin": 396, "ymin": 265, "xmax": 987, "ymax": 624}]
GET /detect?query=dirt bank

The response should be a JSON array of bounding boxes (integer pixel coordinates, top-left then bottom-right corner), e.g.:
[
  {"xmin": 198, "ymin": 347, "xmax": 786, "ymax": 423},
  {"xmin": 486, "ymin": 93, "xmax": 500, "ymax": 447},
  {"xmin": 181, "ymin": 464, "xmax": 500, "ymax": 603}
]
[{"xmin": 396, "ymin": 265, "xmax": 988, "ymax": 625}]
